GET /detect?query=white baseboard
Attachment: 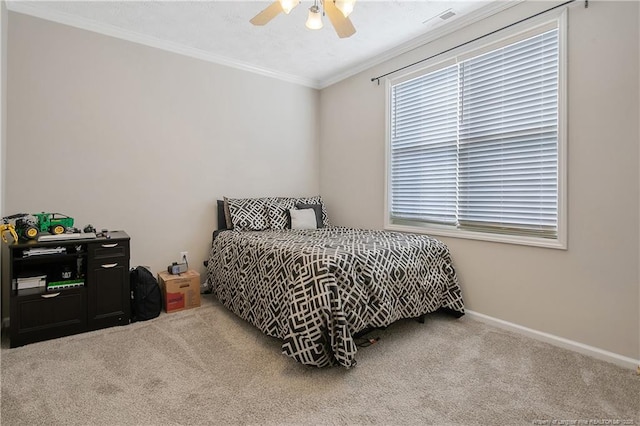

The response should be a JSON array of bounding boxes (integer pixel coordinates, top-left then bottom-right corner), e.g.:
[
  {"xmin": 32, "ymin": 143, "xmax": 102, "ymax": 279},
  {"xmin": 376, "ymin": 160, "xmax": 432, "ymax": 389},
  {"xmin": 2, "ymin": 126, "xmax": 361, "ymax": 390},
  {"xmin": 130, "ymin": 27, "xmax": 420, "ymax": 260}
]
[{"xmin": 465, "ymin": 310, "xmax": 640, "ymax": 371}]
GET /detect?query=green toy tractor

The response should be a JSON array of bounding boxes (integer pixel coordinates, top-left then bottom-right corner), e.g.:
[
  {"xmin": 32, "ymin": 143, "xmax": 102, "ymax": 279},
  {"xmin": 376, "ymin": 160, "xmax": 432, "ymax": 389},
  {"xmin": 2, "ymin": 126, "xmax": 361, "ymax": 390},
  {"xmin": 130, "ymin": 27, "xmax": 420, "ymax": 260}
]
[
  {"xmin": 32, "ymin": 213, "xmax": 74, "ymax": 237},
  {"xmin": 4, "ymin": 212, "xmax": 75, "ymax": 240},
  {"xmin": 12, "ymin": 213, "xmax": 74, "ymax": 240}
]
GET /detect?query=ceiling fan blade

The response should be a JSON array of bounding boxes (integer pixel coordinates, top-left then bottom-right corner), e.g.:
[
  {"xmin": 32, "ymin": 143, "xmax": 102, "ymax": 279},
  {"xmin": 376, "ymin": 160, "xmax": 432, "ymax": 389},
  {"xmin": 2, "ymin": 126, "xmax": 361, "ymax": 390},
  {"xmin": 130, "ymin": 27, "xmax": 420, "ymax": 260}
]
[
  {"xmin": 250, "ymin": 1, "xmax": 284, "ymax": 26},
  {"xmin": 323, "ymin": 0, "xmax": 356, "ymax": 38}
]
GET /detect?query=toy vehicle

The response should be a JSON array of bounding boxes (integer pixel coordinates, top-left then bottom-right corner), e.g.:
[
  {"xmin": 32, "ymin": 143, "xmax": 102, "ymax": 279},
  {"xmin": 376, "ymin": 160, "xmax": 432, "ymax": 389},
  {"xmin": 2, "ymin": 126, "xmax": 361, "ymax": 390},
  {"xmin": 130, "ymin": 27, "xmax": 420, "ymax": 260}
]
[
  {"xmin": 32, "ymin": 212, "xmax": 75, "ymax": 236},
  {"xmin": 2, "ymin": 212, "xmax": 75, "ymax": 241},
  {"xmin": 15, "ymin": 215, "xmax": 39, "ymax": 239},
  {"xmin": 2, "ymin": 213, "xmax": 33, "ymax": 241},
  {"xmin": 1, "ymin": 219, "xmax": 18, "ymax": 243}
]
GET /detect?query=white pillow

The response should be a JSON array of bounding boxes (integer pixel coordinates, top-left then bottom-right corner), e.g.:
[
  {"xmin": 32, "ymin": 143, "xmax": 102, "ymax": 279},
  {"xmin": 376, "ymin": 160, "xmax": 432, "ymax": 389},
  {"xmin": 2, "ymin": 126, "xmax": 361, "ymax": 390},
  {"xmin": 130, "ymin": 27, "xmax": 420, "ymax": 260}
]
[{"xmin": 290, "ymin": 208, "xmax": 318, "ymax": 230}]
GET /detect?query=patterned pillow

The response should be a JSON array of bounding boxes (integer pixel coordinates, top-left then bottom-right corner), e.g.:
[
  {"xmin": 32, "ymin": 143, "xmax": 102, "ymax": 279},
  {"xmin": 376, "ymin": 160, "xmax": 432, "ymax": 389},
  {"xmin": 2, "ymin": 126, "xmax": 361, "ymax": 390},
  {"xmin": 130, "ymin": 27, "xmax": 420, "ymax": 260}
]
[
  {"xmin": 223, "ymin": 199, "xmax": 233, "ymax": 229},
  {"xmin": 224, "ymin": 197, "xmax": 270, "ymax": 231},
  {"xmin": 267, "ymin": 197, "xmax": 296, "ymax": 230},
  {"xmin": 296, "ymin": 195, "xmax": 331, "ymax": 227}
]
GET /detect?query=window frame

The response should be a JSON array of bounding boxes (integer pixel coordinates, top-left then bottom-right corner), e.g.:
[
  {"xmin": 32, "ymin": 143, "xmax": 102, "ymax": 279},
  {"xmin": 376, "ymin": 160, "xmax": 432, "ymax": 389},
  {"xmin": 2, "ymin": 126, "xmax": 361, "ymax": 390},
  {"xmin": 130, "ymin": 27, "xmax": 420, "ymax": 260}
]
[{"xmin": 384, "ymin": 11, "xmax": 567, "ymax": 250}]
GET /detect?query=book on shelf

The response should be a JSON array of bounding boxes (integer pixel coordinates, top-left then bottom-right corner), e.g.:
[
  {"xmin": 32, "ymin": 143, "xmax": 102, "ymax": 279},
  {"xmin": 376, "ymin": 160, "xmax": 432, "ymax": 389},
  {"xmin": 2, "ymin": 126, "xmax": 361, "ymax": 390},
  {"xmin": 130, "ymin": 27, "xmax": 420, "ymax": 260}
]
[{"xmin": 15, "ymin": 275, "xmax": 47, "ymax": 290}]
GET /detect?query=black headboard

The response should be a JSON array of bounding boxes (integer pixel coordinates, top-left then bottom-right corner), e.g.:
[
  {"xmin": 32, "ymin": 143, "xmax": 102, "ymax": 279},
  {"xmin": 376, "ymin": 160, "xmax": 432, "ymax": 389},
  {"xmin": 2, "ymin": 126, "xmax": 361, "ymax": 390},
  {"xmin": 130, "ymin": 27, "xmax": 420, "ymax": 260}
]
[{"xmin": 216, "ymin": 200, "xmax": 227, "ymax": 230}]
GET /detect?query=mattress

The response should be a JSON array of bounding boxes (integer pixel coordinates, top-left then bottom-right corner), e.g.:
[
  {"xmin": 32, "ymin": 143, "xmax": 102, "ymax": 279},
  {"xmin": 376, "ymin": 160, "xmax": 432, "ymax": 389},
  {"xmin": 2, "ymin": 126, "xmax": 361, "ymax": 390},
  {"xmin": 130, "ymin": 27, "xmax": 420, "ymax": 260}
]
[{"xmin": 206, "ymin": 227, "xmax": 464, "ymax": 367}]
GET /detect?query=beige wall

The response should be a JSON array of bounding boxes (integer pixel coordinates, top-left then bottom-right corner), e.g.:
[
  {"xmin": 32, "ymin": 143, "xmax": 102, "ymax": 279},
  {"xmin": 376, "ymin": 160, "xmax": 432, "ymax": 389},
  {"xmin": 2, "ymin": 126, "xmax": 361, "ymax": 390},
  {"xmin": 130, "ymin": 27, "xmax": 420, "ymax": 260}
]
[
  {"xmin": 320, "ymin": 1, "xmax": 640, "ymax": 360},
  {"xmin": 0, "ymin": 1, "xmax": 5, "ymax": 217},
  {"xmin": 5, "ymin": 12, "xmax": 320, "ymax": 289},
  {"xmin": 0, "ymin": 1, "xmax": 6, "ymax": 324}
]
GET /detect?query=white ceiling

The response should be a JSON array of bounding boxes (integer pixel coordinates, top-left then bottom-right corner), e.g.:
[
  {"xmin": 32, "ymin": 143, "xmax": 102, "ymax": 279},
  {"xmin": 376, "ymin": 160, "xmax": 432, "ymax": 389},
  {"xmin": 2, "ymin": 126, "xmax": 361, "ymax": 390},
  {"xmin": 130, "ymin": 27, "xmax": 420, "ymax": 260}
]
[{"xmin": 7, "ymin": 0, "xmax": 519, "ymax": 88}]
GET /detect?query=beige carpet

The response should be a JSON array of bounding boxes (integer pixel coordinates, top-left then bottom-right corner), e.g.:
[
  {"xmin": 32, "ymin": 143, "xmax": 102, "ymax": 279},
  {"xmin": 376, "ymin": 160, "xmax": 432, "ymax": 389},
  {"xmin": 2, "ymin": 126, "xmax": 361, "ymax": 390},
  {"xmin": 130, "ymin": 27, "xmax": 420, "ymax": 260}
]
[{"xmin": 1, "ymin": 294, "xmax": 638, "ymax": 425}]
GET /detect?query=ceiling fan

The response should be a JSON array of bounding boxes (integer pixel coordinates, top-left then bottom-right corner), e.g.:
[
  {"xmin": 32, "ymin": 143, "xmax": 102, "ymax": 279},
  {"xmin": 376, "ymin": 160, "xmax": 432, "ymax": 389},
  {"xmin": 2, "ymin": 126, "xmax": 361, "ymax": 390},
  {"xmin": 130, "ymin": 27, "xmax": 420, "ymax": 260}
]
[{"xmin": 250, "ymin": 0, "xmax": 357, "ymax": 39}]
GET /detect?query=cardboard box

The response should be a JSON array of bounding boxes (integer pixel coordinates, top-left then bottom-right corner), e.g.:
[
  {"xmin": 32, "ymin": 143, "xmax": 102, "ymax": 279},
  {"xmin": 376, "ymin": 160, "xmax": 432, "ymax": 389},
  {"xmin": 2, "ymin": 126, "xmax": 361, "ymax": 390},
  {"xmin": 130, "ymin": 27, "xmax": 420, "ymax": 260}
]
[{"xmin": 157, "ymin": 270, "xmax": 201, "ymax": 313}]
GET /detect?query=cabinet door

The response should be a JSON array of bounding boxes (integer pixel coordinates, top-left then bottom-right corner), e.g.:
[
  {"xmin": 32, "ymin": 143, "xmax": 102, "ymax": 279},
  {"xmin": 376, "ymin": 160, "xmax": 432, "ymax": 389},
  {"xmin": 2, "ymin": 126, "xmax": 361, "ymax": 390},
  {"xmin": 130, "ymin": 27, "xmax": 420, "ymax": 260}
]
[
  {"xmin": 10, "ymin": 288, "xmax": 87, "ymax": 348},
  {"xmin": 87, "ymin": 260, "xmax": 130, "ymax": 330}
]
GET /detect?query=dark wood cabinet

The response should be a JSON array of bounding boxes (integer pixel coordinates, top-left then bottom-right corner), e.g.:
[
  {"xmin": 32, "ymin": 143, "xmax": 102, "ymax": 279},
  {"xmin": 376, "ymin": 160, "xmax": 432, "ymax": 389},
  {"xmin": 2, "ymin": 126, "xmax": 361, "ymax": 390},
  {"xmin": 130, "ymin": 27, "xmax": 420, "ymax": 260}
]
[
  {"xmin": 87, "ymin": 238, "xmax": 130, "ymax": 330},
  {"xmin": 2, "ymin": 231, "xmax": 130, "ymax": 347}
]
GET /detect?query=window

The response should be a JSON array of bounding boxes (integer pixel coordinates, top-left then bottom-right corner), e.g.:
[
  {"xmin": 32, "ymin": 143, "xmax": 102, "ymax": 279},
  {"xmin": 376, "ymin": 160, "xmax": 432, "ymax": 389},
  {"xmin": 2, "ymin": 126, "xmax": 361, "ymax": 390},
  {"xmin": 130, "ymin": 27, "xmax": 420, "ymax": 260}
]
[{"xmin": 386, "ymin": 17, "xmax": 566, "ymax": 249}]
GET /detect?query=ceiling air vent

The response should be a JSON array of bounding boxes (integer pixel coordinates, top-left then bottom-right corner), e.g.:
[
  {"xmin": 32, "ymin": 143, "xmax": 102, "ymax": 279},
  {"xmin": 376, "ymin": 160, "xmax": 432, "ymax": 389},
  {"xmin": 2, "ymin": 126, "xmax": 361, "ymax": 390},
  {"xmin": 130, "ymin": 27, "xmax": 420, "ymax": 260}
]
[
  {"xmin": 422, "ymin": 8, "xmax": 456, "ymax": 25},
  {"xmin": 439, "ymin": 9, "xmax": 456, "ymax": 20}
]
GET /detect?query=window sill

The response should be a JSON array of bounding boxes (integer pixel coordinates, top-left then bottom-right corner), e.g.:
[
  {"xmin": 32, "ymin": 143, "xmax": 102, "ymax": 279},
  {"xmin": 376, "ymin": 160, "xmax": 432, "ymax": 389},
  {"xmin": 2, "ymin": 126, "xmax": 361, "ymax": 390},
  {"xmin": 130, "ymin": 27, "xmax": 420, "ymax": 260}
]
[{"xmin": 385, "ymin": 222, "xmax": 567, "ymax": 250}]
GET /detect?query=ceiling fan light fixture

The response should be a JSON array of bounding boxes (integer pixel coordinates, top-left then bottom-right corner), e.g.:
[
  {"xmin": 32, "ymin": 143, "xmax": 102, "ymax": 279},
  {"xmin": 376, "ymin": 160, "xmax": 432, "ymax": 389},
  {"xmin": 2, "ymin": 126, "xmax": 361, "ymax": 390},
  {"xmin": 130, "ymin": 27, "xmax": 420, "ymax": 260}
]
[
  {"xmin": 279, "ymin": 0, "xmax": 298, "ymax": 15},
  {"xmin": 250, "ymin": 0, "xmax": 354, "ymax": 38},
  {"xmin": 335, "ymin": 0, "xmax": 356, "ymax": 18},
  {"xmin": 305, "ymin": 4, "xmax": 323, "ymax": 30}
]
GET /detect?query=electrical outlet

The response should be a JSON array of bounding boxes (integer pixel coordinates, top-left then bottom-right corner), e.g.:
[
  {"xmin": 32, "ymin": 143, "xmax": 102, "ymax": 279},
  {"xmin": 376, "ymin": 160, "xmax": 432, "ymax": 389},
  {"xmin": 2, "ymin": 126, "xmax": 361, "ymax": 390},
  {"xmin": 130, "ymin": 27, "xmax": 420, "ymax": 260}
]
[{"xmin": 180, "ymin": 251, "xmax": 188, "ymax": 262}]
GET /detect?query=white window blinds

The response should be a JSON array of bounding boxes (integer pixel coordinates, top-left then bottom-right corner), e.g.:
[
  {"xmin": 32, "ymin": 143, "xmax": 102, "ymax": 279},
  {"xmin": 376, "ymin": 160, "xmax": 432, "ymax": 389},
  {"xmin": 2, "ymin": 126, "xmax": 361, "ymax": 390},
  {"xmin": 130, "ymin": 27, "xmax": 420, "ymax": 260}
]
[
  {"xmin": 390, "ymin": 64, "xmax": 458, "ymax": 225},
  {"xmin": 389, "ymin": 27, "xmax": 560, "ymax": 240}
]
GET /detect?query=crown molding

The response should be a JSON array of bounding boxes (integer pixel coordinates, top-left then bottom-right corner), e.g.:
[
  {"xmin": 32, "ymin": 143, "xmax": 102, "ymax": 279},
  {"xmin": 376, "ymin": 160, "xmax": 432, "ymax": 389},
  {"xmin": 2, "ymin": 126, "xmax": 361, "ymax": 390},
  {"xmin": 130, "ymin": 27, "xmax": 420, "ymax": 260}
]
[
  {"xmin": 318, "ymin": 0, "xmax": 524, "ymax": 89},
  {"xmin": 6, "ymin": 1, "xmax": 323, "ymax": 89}
]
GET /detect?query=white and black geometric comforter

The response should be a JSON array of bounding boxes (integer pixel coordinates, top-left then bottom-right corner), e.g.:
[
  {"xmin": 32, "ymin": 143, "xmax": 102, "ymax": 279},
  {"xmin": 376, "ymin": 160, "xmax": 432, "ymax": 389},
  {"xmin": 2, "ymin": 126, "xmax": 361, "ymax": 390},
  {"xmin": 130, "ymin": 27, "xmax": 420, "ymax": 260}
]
[{"xmin": 206, "ymin": 227, "xmax": 464, "ymax": 368}]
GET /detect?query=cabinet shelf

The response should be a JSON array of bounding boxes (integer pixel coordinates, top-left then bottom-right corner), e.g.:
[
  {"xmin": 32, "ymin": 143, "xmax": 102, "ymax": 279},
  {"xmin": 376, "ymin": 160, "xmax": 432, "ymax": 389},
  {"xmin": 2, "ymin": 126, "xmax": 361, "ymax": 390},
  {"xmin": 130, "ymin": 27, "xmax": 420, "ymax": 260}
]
[
  {"xmin": 14, "ymin": 252, "xmax": 87, "ymax": 264},
  {"xmin": 14, "ymin": 285, "xmax": 85, "ymax": 297}
]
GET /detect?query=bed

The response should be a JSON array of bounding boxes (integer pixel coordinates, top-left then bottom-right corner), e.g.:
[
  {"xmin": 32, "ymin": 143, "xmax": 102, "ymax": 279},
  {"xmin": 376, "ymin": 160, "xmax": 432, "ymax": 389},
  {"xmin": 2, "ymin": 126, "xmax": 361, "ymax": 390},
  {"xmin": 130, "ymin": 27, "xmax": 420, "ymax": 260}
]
[{"xmin": 206, "ymin": 197, "xmax": 464, "ymax": 368}]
